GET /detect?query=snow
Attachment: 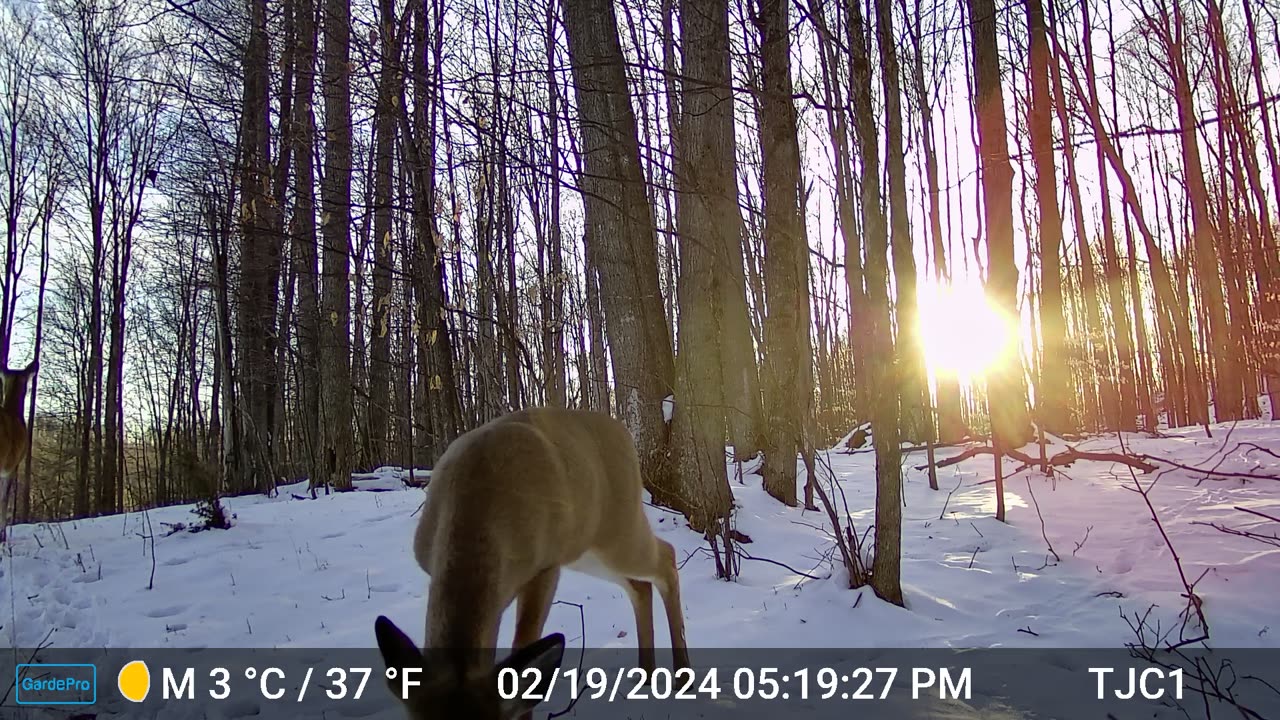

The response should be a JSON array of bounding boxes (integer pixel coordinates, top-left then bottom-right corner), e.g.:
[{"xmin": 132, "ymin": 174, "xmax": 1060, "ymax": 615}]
[{"xmin": 2, "ymin": 419, "xmax": 1278, "ymax": 716}]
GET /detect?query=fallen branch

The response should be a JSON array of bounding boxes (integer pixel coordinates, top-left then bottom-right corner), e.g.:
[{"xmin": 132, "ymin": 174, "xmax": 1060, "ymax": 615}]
[
  {"xmin": 923, "ymin": 444, "xmax": 1157, "ymax": 473},
  {"xmin": 920, "ymin": 445, "xmax": 1038, "ymax": 470},
  {"xmin": 1042, "ymin": 448, "xmax": 1156, "ymax": 473}
]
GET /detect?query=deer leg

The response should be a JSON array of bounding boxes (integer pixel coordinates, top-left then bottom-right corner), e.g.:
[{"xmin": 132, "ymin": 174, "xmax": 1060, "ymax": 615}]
[
  {"xmin": 623, "ymin": 579, "xmax": 656, "ymax": 672},
  {"xmin": 513, "ymin": 567, "xmax": 561, "ymax": 651},
  {"xmin": 652, "ymin": 540, "xmax": 690, "ymax": 669},
  {"xmin": 511, "ymin": 568, "xmax": 561, "ymax": 720}
]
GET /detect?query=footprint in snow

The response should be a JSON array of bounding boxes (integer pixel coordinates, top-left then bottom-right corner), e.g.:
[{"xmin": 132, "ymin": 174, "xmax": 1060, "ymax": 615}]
[{"xmin": 144, "ymin": 604, "xmax": 186, "ymax": 619}]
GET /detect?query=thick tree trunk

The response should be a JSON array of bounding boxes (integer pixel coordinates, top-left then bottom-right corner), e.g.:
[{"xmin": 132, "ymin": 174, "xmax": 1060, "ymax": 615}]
[
  {"xmin": 754, "ymin": 0, "xmax": 814, "ymax": 508},
  {"xmin": 874, "ymin": 0, "xmax": 926, "ymax": 446},
  {"xmin": 319, "ymin": 0, "xmax": 354, "ymax": 490},
  {"xmin": 842, "ymin": 0, "xmax": 903, "ymax": 605},
  {"xmin": 1026, "ymin": 0, "xmax": 1070, "ymax": 434},
  {"xmin": 235, "ymin": 0, "xmax": 284, "ymax": 494},
  {"xmin": 670, "ymin": 0, "xmax": 736, "ymax": 532},
  {"xmin": 409, "ymin": 0, "xmax": 461, "ymax": 462},
  {"xmin": 968, "ymin": 0, "xmax": 1031, "ymax": 449},
  {"xmin": 561, "ymin": 0, "xmax": 679, "ymax": 506},
  {"xmin": 293, "ymin": 0, "xmax": 322, "ymax": 489},
  {"xmin": 542, "ymin": 1, "xmax": 566, "ymax": 408},
  {"xmin": 368, "ymin": 0, "xmax": 399, "ymax": 464}
]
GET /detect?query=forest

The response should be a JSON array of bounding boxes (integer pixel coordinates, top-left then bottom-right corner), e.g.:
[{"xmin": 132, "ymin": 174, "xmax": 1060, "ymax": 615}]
[{"xmin": 0, "ymin": 0, "xmax": 1277, "ymax": 610}]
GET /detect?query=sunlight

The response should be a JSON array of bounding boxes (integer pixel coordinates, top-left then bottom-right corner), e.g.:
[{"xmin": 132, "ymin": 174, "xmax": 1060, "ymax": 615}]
[{"xmin": 916, "ymin": 278, "xmax": 1018, "ymax": 387}]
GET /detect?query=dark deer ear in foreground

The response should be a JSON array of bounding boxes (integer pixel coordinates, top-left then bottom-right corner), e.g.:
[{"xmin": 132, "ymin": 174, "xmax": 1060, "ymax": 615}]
[
  {"xmin": 374, "ymin": 615, "xmax": 423, "ymax": 671},
  {"xmin": 495, "ymin": 633, "xmax": 566, "ymax": 719}
]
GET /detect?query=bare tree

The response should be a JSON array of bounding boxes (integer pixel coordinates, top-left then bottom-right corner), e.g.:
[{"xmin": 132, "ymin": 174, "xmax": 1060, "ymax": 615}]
[
  {"xmin": 560, "ymin": 0, "xmax": 681, "ymax": 509},
  {"xmin": 754, "ymin": 0, "xmax": 814, "ymax": 507}
]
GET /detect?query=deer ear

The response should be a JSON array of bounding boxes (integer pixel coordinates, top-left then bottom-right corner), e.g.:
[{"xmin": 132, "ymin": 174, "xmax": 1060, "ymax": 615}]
[
  {"xmin": 496, "ymin": 633, "xmax": 565, "ymax": 718},
  {"xmin": 374, "ymin": 615, "xmax": 424, "ymax": 671}
]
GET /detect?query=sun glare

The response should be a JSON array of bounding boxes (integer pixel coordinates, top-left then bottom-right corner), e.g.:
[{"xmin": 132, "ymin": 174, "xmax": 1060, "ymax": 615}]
[{"xmin": 916, "ymin": 279, "xmax": 1018, "ymax": 386}]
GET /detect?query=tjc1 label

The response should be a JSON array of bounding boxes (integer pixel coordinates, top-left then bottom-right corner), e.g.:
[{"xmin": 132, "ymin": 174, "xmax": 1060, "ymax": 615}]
[{"xmin": 1089, "ymin": 667, "xmax": 1183, "ymax": 700}]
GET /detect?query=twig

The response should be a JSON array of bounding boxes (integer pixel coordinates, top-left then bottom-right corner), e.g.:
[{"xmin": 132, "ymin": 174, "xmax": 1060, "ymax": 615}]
[
  {"xmin": 1117, "ymin": 433, "xmax": 1210, "ymax": 641},
  {"xmin": 1140, "ymin": 454, "xmax": 1277, "ymax": 482},
  {"xmin": 735, "ymin": 548, "xmax": 823, "ymax": 581},
  {"xmin": 938, "ymin": 475, "xmax": 963, "ymax": 520},
  {"xmin": 810, "ymin": 452, "xmax": 865, "ymax": 587},
  {"xmin": 1073, "ymin": 525, "xmax": 1093, "ymax": 557},
  {"xmin": 1239, "ymin": 442, "xmax": 1280, "ymax": 461},
  {"xmin": 1234, "ymin": 506, "xmax": 1280, "ymax": 525},
  {"xmin": 1, "ymin": 628, "xmax": 56, "ymax": 705},
  {"xmin": 1194, "ymin": 522, "xmax": 1280, "ymax": 548},
  {"xmin": 548, "ymin": 600, "xmax": 587, "ymax": 720},
  {"xmin": 1024, "ymin": 478, "xmax": 1060, "ymax": 563}
]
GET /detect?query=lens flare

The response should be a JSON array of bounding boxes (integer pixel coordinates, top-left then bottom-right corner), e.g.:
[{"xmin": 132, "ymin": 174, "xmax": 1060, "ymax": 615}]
[{"xmin": 916, "ymin": 278, "xmax": 1017, "ymax": 386}]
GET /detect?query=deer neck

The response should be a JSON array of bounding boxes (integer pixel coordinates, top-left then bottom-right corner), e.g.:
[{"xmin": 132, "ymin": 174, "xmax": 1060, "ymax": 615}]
[{"xmin": 424, "ymin": 557, "xmax": 506, "ymax": 677}]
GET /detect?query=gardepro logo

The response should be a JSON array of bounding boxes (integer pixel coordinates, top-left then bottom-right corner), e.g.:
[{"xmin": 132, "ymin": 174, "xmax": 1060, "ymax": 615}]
[{"xmin": 14, "ymin": 663, "xmax": 97, "ymax": 706}]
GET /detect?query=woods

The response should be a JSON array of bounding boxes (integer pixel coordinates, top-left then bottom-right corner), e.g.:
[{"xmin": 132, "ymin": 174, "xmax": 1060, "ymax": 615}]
[{"xmin": 1, "ymin": 0, "xmax": 1278, "ymax": 609}]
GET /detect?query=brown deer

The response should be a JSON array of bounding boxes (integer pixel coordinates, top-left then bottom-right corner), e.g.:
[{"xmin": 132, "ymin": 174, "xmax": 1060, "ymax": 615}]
[
  {"xmin": 373, "ymin": 407, "xmax": 691, "ymax": 720},
  {"xmin": 0, "ymin": 360, "xmax": 37, "ymax": 542}
]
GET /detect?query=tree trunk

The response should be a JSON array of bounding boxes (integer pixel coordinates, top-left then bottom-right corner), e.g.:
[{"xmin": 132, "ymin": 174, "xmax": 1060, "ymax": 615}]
[
  {"xmin": 368, "ymin": 0, "xmax": 399, "ymax": 464},
  {"xmin": 906, "ymin": 0, "xmax": 965, "ymax": 443},
  {"xmin": 235, "ymin": 0, "xmax": 284, "ymax": 494},
  {"xmin": 409, "ymin": 0, "xmax": 461, "ymax": 462},
  {"xmin": 1161, "ymin": 0, "xmax": 1237, "ymax": 421},
  {"xmin": 1047, "ymin": 0, "xmax": 1105, "ymax": 431},
  {"xmin": 754, "ymin": 0, "xmax": 813, "ymax": 508},
  {"xmin": 1026, "ymin": 0, "xmax": 1070, "ymax": 434},
  {"xmin": 561, "ymin": 0, "xmax": 680, "ymax": 507},
  {"xmin": 844, "ymin": 0, "xmax": 903, "ymax": 605},
  {"xmin": 672, "ymin": 0, "xmax": 736, "ymax": 532},
  {"xmin": 968, "ymin": 0, "xmax": 1031, "ymax": 449},
  {"xmin": 874, "ymin": 0, "xmax": 926, "ymax": 445},
  {"xmin": 293, "ymin": 0, "xmax": 323, "ymax": 489}
]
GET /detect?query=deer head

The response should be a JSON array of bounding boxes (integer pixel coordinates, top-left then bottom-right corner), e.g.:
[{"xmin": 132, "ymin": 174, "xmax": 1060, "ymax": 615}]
[{"xmin": 374, "ymin": 615, "xmax": 566, "ymax": 720}]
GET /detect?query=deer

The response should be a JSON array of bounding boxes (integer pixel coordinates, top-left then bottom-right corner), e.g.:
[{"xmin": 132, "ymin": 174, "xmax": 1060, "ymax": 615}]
[
  {"xmin": 0, "ymin": 360, "xmax": 37, "ymax": 542},
  {"xmin": 373, "ymin": 406, "xmax": 691, "ymax": 720}
]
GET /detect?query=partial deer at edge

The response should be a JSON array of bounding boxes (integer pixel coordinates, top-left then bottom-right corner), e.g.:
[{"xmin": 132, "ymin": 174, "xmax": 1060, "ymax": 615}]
[
  {"xmin": 0, "ymin": 360, "xmax": 37, "ymax": 542},
  {"xmin": 373, "ymin": 406, "xmax": 691, "ymax": 720}
]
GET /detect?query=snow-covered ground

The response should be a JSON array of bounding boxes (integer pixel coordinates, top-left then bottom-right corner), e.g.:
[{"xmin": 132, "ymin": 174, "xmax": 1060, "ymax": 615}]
[{"xmin": 2, "ymin": 419, "xmax": 1279, "ymax": 718}]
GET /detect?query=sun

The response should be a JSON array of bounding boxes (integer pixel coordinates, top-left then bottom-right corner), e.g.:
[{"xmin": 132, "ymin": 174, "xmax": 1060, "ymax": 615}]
[{"xmin": 916, "ymin": 278, "xmax": 1018, "ymax": 386}]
